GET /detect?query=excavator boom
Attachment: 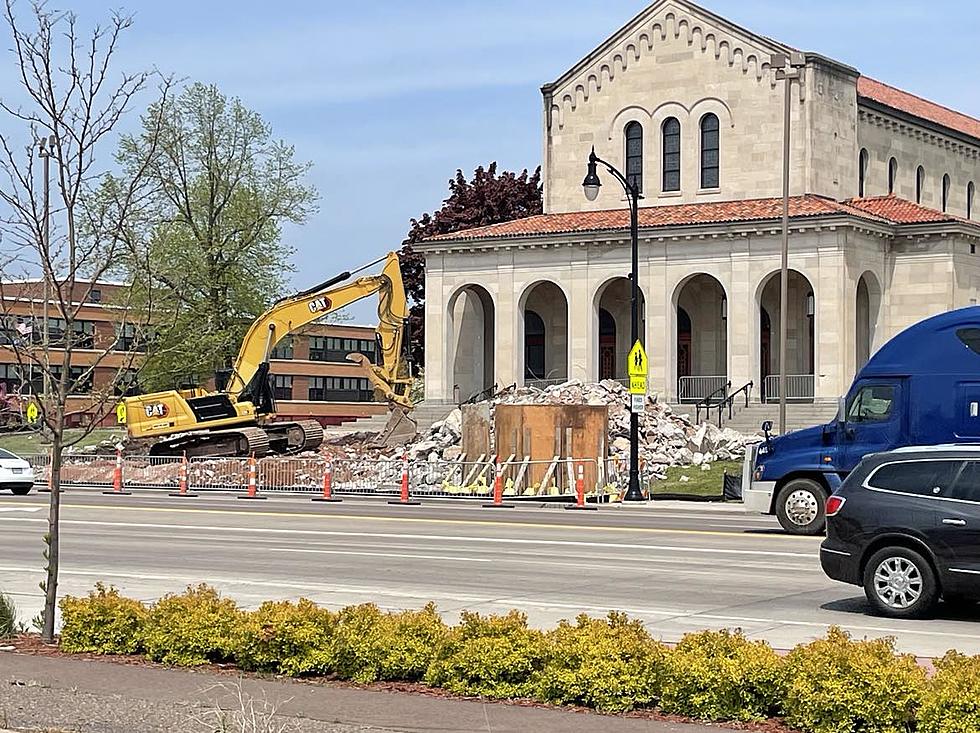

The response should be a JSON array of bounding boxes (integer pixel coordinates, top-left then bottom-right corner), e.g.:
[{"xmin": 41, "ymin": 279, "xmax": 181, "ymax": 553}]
[{"xmin": 121, "ymin": 251, "xmax": 415, "ymax": 456}]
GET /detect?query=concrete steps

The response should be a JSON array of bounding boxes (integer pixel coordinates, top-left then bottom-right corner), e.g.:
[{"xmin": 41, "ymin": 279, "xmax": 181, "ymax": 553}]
[
  {"xmin": 324, "ymin": 401, "xmax": 456, "ymax": 438},
  {"xmin": 666, "ymin": 401, "xmax": 840, "ymax": 435}
]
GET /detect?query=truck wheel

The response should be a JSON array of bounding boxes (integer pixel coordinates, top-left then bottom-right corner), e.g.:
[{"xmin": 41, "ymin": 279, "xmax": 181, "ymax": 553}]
[
  {"xmin": 775, "ymin": 479, "xmax": 826, "ymax": 535},
  {"xmin": 863, "ymin": 546, "xmax": 938, "ymax": 619}
]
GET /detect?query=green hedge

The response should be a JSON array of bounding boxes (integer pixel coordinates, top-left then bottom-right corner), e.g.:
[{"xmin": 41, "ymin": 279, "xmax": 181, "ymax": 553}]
[{"xmin": 57, "ymin": 585, "xmax": 977, "ymax": 731}]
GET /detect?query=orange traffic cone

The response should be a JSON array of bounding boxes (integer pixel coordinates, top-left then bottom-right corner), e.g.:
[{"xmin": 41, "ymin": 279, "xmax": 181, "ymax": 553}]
[
  {"xmin": 312, "ymin": 461, "xmax": 342, "ymax": 503},
  {"xmin": 169, "ymin": 454, "xmax": 198, "ymax": 498},
  {"xmin": 237, "ymin": 454, "xmax": 266, "ymax": 500},
  {"xmin": 566, "ymin": 463, "xmax": 597, "ymax": 511},
  {"xmin": 103, "ymin": 447, "xmax": 132, "ymax": 495}
]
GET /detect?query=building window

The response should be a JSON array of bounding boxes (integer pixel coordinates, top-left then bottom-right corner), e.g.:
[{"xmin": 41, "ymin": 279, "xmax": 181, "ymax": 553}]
[
  {"xmin": 662, "ymin": 117, "xmax": 681, "ymax": 192},
  {"xmin": 858, "ymin": 148, "xmax": 869, "ymax": 197},
  {"xmin": 113, "ymin": 368, "xmax": 139, "ymax": 397},
  {"xmin": 969, "ymin": 182, "xmax": 976, "ymax": 220},
  {"xmin": 309, "ymin": 335, "xmax": 376, "ymax": 363},
  {"xmin": 888, "ymin": 157, "xmax": 898, "ymax": 194},
  {"xmin": 942, "ymin": 174, "xmax": 951, "ymax": 212},
  {"xmin": 46, "ymin": 318, "xmax": 94, "ymax": 349},
  {"xmin": 624, "ymin": 121, "xmax": 643, "ymax": 194},
  {"xmin": 89, "ymin": 288, "xmax": 102, "ymax": 303},
  {"xmin": 916, "ymin": 166, "xmax": 925, "ymax": 204},
  {"xmin": 308, "ymin": 376, "xmax": 373, "ymax": 402},
  {"xmin": 0, "ymin": 364, "xmax": 21, "ymax": 394},
  {"xmin": 272, "ymin": 375, "xmax": 292, "ymax": 401},
  {"xmin": 115, "ymin": 323, "xmax": 151, "ymax": 352},
  {"xmin": 699, "ymin": 113, "xmax": 720, "ymax": 189},
  {"xmin": 270, "ymin": 336, "xmax": 293, "ymax": 360}
]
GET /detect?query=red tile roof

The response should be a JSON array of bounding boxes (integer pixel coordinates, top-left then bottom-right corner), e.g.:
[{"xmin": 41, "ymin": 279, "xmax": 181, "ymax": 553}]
[
  {"xmin": 858, "ymin": 77, "xmax": 980, "ymax": 141},
  {"xmin": 844, "ymin": 194, "xmax": 965, "ymax": 224},
  {"xmin": 428, "ymin": 194, "xmax": 975, "ymax": 242}
]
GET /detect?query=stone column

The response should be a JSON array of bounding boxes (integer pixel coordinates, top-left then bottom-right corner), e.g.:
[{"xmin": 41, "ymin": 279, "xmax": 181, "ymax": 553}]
[
  {"xmin": 567, "ymin": 258, "xmax": 593, "ymax": 383},
  {"xmin": 729, "ymin": 246, "xmax": 753, "ymax": 396},
  {"xmin": 644, "ymin": 244, "xmax": 669, "ymax": 399},
  {"xmin": 816, "ymin": 245, "xmax": 846, "ymax": 401},
  {"xmin": 494, "ymin": 263, "xmax": 518, "ymax": 389},
  {"xmin": 423, "ymin": 263, "xmax": 450, "ymax": 402}
]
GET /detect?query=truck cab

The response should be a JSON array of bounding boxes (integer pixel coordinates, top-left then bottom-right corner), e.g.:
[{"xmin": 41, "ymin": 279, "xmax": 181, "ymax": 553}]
[{"xmin": 743, "ymin": 307, "xmax": 980, "ymax": 535}]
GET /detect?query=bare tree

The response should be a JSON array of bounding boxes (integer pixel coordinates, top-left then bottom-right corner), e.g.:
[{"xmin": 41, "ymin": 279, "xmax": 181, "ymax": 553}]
[{"xmin": 0, "ymin": 1, "xmax": 171, "ymax": 642}]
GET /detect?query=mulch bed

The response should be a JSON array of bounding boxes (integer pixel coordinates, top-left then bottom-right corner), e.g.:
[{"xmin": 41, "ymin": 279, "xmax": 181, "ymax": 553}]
[{"xmin": 2, "ymin": 634, "xmax": 798, "ymax": 732}]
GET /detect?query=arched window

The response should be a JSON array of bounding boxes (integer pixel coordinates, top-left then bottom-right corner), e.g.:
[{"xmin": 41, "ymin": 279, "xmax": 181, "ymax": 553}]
[
  {"xmin": 858, "ymin": 148, "xmax": 869, "ymax": 197},
  {"xmin": 699, "ymin": 113, "xmax": 720, "ymax": 189},
  {"xmin": 624, "ymin": 121, "xmax": 643, "ymax": 194},
  {"xmin": 969, "ymin": 182, "xmax": 976, "ymax": 220},
  {"xmin": 916, "ymin": 166, "xmax": 925, "ymax": 204},
  {"xmin": 662, "ymin": 117, "xmax": 681, "ymax": 192},
  {"xmin": 942, "ymin": 174, "xmax": 951, "ymax": 213},
  {"xmin": 888, "ymin": 157, "xmax": 898, "ymax": 195}
]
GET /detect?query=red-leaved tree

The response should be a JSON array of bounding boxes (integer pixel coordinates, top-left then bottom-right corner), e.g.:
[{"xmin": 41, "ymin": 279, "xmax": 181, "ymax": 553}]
[{"xmin": 400, "ymin": 163, "xmax": 542, "ymax": 370}]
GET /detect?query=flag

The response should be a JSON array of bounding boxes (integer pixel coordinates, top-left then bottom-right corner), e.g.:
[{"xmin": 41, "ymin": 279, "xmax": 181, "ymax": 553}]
[{"xmin": 15, "ymin": 321, "xmax": 32, "ymax": 336}]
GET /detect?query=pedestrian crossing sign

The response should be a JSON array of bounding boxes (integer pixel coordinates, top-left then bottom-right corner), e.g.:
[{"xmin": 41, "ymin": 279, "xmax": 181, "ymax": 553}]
[{"xmin": 627, "ymin": 340, "xmax": 647, "ymax": 377}]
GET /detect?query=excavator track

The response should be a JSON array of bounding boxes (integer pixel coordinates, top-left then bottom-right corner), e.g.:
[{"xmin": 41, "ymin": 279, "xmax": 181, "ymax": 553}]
[
  {"xmin": 262, "ymin": 419, "xmax": 324, "ymax": 455},
  {"xmin": 148, "ymin": 427, "xmax": 271, "ymax": 458}
]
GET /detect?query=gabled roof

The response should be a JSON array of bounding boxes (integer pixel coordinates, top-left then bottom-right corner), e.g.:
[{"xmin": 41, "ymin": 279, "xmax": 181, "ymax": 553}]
[
  {"xmin": 426, "ymin": 195, "xmax": 977, "ymax": 243},
  {"xmin": 858, "ymin": 77, "xmax": 980, "ymax": 142}
]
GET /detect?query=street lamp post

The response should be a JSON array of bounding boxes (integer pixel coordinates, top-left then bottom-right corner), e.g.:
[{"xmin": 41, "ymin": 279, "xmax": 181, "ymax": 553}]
[
  {"xmin": 583, "ymin": 147, "xmax": 645, "ymax": 502},
  {"xmin": 770, "ymin": 53, "xmax": 806, "ymax": 435}
]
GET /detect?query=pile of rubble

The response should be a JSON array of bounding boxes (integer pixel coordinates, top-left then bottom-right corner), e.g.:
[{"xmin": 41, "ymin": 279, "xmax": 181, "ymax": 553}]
[{"xmin": 389, "ymin": 380, "xmax": 756, "ymax": 475}]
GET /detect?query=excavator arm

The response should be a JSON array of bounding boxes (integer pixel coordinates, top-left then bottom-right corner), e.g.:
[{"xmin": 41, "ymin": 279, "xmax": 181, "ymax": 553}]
[{"xmin": 228, "ymin": 251, "xmax": 412, "ymax": 411}]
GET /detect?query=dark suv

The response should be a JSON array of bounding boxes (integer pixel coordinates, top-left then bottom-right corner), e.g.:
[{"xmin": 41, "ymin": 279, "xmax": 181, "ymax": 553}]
[{"xmin": 821, "ymin": 446, "xmax": 980, "ymax": 619}]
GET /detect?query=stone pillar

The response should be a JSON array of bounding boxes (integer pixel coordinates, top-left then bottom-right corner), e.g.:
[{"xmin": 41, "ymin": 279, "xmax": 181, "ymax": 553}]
[
  {"xmin": 816, "ymin": 248, "xmax": 846, "ymax": 401},
  {"xmin": 423, "ymin": 265, "xmax": 450, "ymax": 402},
  {"xmin": 729, "ymin": 249, "xmax": 753, "ymax": 395},
  {"xmin": 567, "ymin": 263, "xmax": 593, "ymax": 382},
  {"xmin": 644, "ymin": 247, "xmax": 669, "ymax": 400},
  {"xmin": 495, "ymin": 264, "xmax": 517, "ymax": 389}
]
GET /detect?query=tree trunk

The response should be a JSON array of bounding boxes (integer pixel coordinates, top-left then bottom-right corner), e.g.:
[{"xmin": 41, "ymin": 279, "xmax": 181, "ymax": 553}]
[{"xmin": 41, "ymin": 425, "xmax": 63, "ymax": 644}]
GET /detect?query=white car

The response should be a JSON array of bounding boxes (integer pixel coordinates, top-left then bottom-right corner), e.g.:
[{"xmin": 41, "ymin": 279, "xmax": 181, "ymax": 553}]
[{"xmin": 0, "ymin": 448, "xmax": 35, "ymax": 495}]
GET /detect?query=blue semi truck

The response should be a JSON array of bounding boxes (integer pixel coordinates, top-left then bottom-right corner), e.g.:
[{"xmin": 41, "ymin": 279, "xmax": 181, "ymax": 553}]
[{"xmin": 742, "ymin": 306, "xmax": 980, "ymax": 535}]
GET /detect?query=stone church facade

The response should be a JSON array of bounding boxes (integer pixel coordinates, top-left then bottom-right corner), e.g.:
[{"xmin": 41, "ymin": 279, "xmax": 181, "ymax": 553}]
[{"xmin": 417, "ymin": 0, "xmax": 980, "ymax": 406}]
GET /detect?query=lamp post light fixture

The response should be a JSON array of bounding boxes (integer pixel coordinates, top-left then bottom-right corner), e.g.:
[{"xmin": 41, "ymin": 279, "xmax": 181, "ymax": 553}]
[
  {"xmin": 582, "ymin": 146, "xmax": 645, "ymax": 502},
  {"xmin": 770, "ymin": 51, "xmax": 806, "ymax": 434}
]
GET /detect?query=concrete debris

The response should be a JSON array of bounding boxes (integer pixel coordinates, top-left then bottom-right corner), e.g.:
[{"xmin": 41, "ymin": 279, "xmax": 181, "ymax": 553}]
[{"xmin": 340, "ymin": 379, "xmax": 760, "ymax": 470}]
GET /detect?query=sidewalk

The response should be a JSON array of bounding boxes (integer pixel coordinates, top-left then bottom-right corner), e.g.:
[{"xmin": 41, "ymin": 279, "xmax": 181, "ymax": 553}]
[{"xmin": 0, "ymin": 652, "xmax": 726, "ymax": 733}]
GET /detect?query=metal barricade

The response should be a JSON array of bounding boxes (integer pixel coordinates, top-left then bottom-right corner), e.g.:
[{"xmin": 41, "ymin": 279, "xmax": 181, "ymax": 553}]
[
  {"xmin": 187, "ymin": 456, "xmax": 250, "ymax": 491},
  {"xmin": 119, "ymin": 456, "xmax": 182, "ymax": 488}
]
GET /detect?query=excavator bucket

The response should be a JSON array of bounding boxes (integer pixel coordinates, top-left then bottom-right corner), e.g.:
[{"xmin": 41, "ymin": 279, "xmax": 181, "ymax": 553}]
[{"xmin": 371, "ymin": 406, "xmax": 418, "ymax": 448}]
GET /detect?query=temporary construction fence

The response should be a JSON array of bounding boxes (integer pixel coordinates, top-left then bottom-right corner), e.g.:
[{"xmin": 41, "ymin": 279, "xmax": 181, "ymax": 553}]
[{"xmin": 23, "ymin": 453, "xmax": 626, "ymax": 501}]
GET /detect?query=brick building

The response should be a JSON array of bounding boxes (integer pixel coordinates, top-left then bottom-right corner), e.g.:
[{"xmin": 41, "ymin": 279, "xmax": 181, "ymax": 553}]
[{"xmin": 0, "ymin": 279, "xmax": 385, "ymax": 428}]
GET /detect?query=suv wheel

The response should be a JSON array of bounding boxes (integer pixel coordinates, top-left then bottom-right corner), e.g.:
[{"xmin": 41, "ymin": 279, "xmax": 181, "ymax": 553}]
[
  {"xmin": 863, "ymin": 546, "xmax": 938, "ymax": 619},
  {"xmin": 10, "ymin": 484, "xmax": 32, "ymax": 496},
  {"xmin": 775, "ymin": 479, "xmax": 826, "ymax": 535}
]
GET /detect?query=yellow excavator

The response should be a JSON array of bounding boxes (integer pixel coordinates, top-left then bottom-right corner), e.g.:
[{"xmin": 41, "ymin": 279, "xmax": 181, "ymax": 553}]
[{"xmin": 118, "ymin": 252, "xmax": 415, "ymax": 457}]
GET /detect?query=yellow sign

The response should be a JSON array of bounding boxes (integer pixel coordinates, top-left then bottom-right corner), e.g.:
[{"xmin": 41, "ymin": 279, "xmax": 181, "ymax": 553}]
[
  {"xmin": 629, "ymin": 376, "xmax": 647, "ymax": 395},
  {"xmin": 627, "ymin": 340, "xmax": 648, "ymax": 377},
  {"xmin": 115, "ymin": 402, "xmax": 127, "ymax": 425},
  {"xmin": 25, "ymin": 401, "xmax": 40, "ymax": 425}
]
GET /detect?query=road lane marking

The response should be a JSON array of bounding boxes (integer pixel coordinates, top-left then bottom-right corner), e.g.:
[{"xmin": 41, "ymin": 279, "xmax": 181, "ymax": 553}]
[
  {"xmin": 0, "ymin": 506, "xmax": 43, "ymax": 513},
  {"xmin": 2, "ymin": 501, "xmax": 807, "ymax": 540},
  {"xmin": 3, "ymin": 565, "xmax": 979, "ymax": 644},
  {"xmin": 0, "ymin": 517, "xmax": 815, "ymax": 558}
]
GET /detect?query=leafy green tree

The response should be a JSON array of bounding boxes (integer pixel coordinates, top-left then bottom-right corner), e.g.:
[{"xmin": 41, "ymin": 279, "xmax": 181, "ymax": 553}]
[
  {"xmin": 401, "ymin": 163, "xmax": 542, "ymax": 366},
  {"xmin": 117, "ymin": 83, "xmax": 318, "ymax": 389}
]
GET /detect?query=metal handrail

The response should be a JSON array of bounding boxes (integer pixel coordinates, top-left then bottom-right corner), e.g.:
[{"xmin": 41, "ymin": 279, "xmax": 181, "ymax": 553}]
[
  {"xmin": 714, "ymin": 381, "xmax": 753, "ymax": 428},
  {"xmin": 694, "ymin": 381, "xmax": 731, "ymax": 424}
]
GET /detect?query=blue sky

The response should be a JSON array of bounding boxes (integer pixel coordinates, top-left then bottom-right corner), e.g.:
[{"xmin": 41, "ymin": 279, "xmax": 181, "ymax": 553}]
[{"xmin": 4, "ymin": 1, "xmax": 978, "ymax": 320}]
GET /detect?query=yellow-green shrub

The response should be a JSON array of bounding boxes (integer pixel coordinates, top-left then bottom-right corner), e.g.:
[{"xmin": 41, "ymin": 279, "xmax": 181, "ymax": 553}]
[
  {"xmin": 538, "ymin": 612, "xmax": 670, "ymax": 713},
  {"xmin": 918, "ymin": 651, "xmax": 980, "ymax": 733},
  {"xmin": 783, "ymin": 627, "xmax": 925, "ymax": 733},
  {"xmin": 332, "ymin": 603, "xmax": 446, "ymax": 683},
  {"xmin": 425, "ymin": 610, "xmax": 547, "ymax": 699},
  {"xmin": 143, "ymin": 584, "xmax": 242, "ymax": 666},
  {"xmin": 661, "ymin": 629, "xmax": 784, "ymax": 722},
  {"xmin": 59, "ymin": 583, "xmax": 146, "ymax": 655},
  {"xmin": 233, "ymin": 599, "xmax": 335, "ymax": 676}
]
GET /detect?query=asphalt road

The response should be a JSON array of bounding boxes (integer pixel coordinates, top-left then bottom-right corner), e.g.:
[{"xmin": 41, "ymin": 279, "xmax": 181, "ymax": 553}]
[{"xmin": 2, "ymin": 489, "xmax": 979, "ymax": 657}]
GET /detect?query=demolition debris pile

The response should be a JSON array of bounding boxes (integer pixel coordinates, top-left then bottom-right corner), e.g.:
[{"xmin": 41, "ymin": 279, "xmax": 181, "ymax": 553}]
[{"xmin": 393, "ymin": 379, "xmax": 756, "ymax": 475}]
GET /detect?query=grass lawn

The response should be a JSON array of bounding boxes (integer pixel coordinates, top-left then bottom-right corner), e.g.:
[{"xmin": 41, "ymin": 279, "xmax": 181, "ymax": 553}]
[
  {"xmin": 0, "ymin": 428, "xmax": 124, "ymax": 456},
  {"xmin": 648, "ymin": 459, "xmax": 743, "ymax": 499}
]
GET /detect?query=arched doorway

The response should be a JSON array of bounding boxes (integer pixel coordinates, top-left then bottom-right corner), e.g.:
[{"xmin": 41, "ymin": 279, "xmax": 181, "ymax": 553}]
[
  {"xmin": 448, "ymin": 285, "xmax": 495, "ymax": 403},
  {"xmin": 674, "ymin": 274, "xmax": 728, "ymax": 402},
  {"xmin": 758, "ymin": 270, "xmax": 815, "ymax": 403},
  {"xmin": 856, "ymin": 272, "xmax": 881, "ymax": 372},
  {"xmin": 595, "ymin": 278, "xmax": 645, "ymax": 382},
  {"xmin": 521, "ymin": 281, "xmax": 568, "ymax": 386}
]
